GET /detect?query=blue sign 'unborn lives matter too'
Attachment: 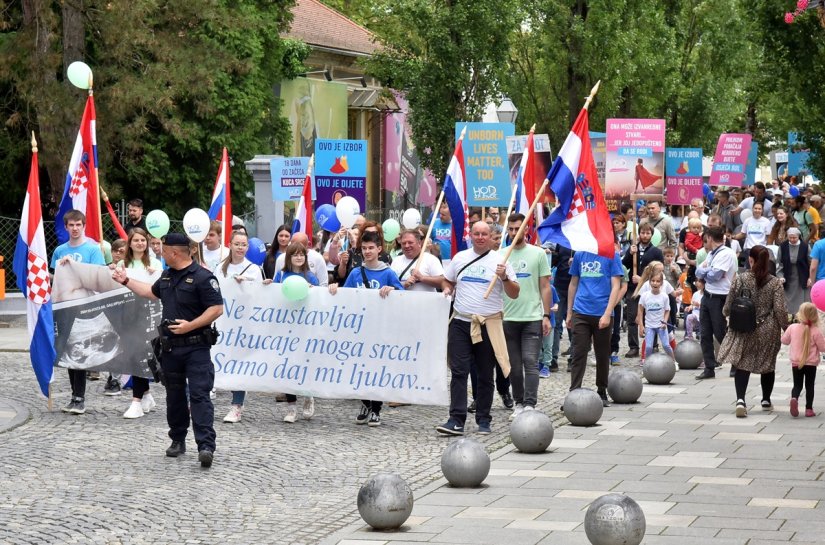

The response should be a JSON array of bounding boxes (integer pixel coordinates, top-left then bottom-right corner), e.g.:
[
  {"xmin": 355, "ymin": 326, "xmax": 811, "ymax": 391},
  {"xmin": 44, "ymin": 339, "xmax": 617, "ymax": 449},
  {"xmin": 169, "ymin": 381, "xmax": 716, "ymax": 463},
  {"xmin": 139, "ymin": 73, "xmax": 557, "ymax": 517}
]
[{"xmin": 456, "ymin": 122, "xmax": 515, "ymax": 207}]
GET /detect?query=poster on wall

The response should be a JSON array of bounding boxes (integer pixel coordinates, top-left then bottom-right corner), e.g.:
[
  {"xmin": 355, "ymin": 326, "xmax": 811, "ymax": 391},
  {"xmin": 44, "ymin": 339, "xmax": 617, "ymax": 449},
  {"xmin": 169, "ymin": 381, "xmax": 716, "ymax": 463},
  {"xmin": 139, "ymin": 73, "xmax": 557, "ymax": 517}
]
[
  {"xmin": 665, "ymin": 148, "xmax": 703, "ymax": 205},
  {"xmin": 456, "ymin": 122, "xmax": 514, "ymax": 207},
  {"xmin": 709, "ymin": 133, "xmax": 752, "ymax": 187},
  {"xmin": 604, "ymin": 119, "xmax": 666, "ymax": 212},
  {"xmin": 384, "ymin": 93, "xmax": 437, "ymax": 222},
  {"xmin": 314, "ymin": 139, "xmax": 368, "ymax": 210},
  {"xmin": 279, "ymin": 78, "xmax": 348, "ymax": 158}
]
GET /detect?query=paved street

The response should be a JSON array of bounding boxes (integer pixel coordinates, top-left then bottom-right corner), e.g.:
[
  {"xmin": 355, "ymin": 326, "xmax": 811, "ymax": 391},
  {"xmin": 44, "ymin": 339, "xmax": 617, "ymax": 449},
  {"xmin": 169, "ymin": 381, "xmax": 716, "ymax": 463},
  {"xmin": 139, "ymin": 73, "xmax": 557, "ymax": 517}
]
[{"xmin": 3, "ymin": 324, "xmax": 825, "ymax": 544}]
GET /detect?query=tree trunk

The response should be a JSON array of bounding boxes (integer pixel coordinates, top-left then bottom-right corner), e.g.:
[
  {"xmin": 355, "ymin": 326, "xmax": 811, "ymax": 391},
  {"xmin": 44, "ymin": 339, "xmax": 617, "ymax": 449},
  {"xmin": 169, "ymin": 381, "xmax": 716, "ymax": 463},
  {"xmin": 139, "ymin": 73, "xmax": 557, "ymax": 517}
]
[{"xmin": 745, "ymin": 100, "xmax": 757, "ymax": 135}]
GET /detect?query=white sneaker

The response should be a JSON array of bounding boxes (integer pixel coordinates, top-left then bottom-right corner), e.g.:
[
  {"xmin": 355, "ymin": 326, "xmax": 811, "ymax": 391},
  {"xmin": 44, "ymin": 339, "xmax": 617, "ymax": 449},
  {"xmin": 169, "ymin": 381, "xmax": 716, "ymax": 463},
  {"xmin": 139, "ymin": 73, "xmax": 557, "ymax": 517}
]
[
  {"xmin": 510, "ymin": 404, "xmax": 525, "ymax": 421},
  {"xmin": 209, "ymin": 388, "xmax": 216, "ymax": 400},
  {"xmin": 223, "ymin": 405, "xmax": 243, "ymax": 423},
  {"xmin": 140, "ymin": 393, "xmax": 156, "ymax": 413},
  {"xmin": 123, "ymin": 400, "xmax": 144, "ymax": 419},
  {"xmin": 283, "ymin": 404, "xmax": 298, "ymax": 423},
  {"xmin": 523, "ymin": 405, "xmax": 535, "ymax": 412},
  {"xmin": 302, "ymin": 397, "xmax": 315, "ymax": 420}
]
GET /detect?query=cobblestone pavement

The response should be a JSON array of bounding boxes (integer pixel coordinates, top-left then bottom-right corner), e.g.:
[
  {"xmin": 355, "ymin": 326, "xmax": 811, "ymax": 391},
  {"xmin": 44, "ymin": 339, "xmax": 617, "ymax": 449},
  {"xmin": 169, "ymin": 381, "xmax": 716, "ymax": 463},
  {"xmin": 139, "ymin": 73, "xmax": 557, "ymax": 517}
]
[{"xmin": 0, "ymin": 333, "xmax": 605, "ymax": 545}]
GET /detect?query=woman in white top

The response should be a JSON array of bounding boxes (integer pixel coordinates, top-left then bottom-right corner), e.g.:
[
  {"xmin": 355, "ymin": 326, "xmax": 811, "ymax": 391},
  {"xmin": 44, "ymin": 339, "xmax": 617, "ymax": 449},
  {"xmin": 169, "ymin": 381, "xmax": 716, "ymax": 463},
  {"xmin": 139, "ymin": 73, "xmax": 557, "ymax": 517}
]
[
  {"xmin": 218, "ymin": 231, "xmax": 264, "ymax": 424},
  {"xmin": 737, "ymin": 202, "xmax": 771, "ymax": 250},
  {"xmin": 120, "ymin": 228, "xmax": 163, "ymax": 419}
]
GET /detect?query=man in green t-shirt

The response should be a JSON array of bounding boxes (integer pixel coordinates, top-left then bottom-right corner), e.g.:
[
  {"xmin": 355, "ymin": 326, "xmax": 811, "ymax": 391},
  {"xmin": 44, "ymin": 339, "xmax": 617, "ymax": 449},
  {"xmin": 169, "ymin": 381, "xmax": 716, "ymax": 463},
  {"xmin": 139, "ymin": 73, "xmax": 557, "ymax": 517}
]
[{"xmin": 501, "ymin": 213, "xmax": 552, "ymax": 419}]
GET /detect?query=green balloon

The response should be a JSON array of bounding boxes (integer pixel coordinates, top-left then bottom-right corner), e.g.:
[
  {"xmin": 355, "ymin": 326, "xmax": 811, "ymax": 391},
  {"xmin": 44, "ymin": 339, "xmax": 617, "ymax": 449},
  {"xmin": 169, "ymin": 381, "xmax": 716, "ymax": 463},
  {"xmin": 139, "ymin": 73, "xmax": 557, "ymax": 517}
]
[
  {"xmin": 382, "ymin": 219, "xmax": 401, "ymax": 242},
  {"xmin": 67, "ymin": 61, "xmax": 92, "ymax": 89},
  {"xmin": 651, "ymin": 228, "xmax": 662, "ymax": 247},
  {"xmin": 145, "ymin": 209, "xmax": 170, "ymax": 238},
  {"xmin": 282, "ymin": 275, "xmax": 310, "ymax": 301}
]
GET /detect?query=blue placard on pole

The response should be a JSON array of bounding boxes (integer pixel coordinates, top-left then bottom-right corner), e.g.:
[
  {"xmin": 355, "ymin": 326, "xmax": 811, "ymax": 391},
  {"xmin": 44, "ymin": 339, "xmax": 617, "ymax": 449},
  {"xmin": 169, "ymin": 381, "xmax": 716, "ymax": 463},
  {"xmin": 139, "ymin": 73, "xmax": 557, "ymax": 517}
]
[{"xmin": 456, "ymin": 122, "xmax": 514, "ymax": 206}]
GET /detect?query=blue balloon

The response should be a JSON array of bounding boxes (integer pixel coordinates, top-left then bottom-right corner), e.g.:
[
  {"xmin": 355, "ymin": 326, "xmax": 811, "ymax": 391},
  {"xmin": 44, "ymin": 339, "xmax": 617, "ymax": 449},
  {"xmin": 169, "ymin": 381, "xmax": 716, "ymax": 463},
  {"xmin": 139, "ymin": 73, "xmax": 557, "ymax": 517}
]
[
  {"xmin": 703, "ymin": 183, "xmax": 711, "ymax": 196},
  {"xmin": 789, "ymin": 185, "xmax": 800, "ymax": 197},
  {"xmin": 246, "ymin": 237, "xmax": 267, "ymax": 266},
  {"xmin": 707, "ymin": 191, "xmax": 715, "ymax": 203},
  {"xmin": 315, "ymin": 204, "xmax": 341, "ymax": 232}
]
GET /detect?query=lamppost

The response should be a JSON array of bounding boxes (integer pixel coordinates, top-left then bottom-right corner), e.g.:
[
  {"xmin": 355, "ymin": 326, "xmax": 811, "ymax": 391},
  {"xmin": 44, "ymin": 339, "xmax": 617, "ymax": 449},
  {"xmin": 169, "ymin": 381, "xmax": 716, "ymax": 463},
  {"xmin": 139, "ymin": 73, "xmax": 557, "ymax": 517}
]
[{"xmin": 496, "ymin": 97, "xmax": 518, "ymax": 124}]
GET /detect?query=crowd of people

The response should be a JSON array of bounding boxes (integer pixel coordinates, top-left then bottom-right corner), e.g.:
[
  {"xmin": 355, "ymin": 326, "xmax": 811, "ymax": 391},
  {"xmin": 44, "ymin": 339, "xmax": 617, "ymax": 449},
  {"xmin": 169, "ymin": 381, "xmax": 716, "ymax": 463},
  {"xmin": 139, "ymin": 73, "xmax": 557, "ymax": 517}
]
[{"xmin": 47, "ymin": 176, "xmax": 825, "ymax": 467}]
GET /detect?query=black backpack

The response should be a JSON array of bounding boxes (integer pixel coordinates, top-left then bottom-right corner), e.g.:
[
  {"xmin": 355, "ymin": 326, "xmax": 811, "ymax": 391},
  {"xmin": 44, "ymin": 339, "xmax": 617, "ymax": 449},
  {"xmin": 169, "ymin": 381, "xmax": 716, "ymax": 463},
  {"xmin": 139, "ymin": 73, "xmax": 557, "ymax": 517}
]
[{"xmin": 728, "ymin": 288, "xmax": 756, "ymax": 333}]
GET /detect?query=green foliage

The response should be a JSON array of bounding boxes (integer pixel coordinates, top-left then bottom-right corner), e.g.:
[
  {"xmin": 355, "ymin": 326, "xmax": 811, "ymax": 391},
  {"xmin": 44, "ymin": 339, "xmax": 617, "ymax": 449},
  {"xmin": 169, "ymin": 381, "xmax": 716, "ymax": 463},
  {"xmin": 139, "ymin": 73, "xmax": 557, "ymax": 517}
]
[
  {"xmin": 365, "ymin": 0, "xmax": 518, "ymax": 178},
  {"xmin": 0, "ymin": 0, "xmax": 309, "ymax": 218}
]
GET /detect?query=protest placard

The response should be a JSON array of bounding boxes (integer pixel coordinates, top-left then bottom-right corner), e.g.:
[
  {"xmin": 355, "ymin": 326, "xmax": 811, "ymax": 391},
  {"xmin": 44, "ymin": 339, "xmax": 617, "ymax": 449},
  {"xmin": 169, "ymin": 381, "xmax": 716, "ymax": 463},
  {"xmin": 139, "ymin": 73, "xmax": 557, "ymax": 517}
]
[{"xmin": 213, "ymin": 280, "xmax": 450, "ymax": 405}]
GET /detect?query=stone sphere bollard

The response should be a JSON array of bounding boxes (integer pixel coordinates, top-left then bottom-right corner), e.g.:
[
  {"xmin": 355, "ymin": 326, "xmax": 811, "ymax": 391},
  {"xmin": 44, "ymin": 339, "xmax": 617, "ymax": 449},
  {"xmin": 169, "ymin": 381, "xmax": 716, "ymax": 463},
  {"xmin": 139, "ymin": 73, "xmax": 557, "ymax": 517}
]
[
  {"xmin": 510, "ymin": 410, "xmax": 554, "ymax": 453},
  {"xmin": 357, "ymin": 473, "xmax": 414, "ymax": 530},
  {"xmin": 584, "ymin": 493, "xmax": 646, "ymax": 545},
  {"xmin": 563, "ymin": 388, "xmax": 603, "ymax": 426},
  {"xmin": 674, "ymin": 339, "xmax": 703, "ymax": 370},
  {"xmin": 606, "ymin": 369, "xmax": 643, "ymax": 404},
  {"xmin": 440, "ymin": 438, "xmax": 490, "ymax": 487},
  {"xmin": 642, "ymin": 353, "xmax": 676, "ymax": 385}
]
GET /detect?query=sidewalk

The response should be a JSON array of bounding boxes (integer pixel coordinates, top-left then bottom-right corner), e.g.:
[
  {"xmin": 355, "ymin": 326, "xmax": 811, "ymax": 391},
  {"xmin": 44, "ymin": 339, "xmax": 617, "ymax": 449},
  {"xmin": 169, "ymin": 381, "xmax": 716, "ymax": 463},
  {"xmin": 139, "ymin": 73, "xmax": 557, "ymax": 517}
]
[
  {"xmin": 0, "ymin": 327, "xmax": 30, "ymax": 433},
  {"xmin": 324, "ymin": 361, "xmax": 825, "ymax": 545},
  {"xmin": 0, "ymin": 326, "xmax": 27, "ymax": 352}
]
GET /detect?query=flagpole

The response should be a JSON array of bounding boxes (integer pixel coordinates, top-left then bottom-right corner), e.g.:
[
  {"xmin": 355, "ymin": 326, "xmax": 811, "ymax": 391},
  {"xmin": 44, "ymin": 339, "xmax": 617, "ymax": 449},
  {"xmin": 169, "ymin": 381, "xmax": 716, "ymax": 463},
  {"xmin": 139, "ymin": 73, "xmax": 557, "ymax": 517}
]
[
  {"xmin": 498, "ymin": 183, "xmax": 517, "ymax": 251},
  {"xmin": 483, "ymin": 81, "xmax": 601, "ymax": 299},
  {"xmin": 221, "ymin": 149, "xmax": 228, "ymax": 256},
  {"xmin": 89, "ymin": 73, "xmax": 105, "ymax": 249}
]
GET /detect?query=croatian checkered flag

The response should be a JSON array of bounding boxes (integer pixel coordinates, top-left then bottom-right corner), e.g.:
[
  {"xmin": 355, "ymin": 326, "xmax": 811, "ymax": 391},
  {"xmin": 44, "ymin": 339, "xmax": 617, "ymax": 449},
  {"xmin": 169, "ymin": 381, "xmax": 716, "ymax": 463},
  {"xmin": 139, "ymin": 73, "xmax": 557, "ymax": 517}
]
[{"xmin": 13, "ymin": 133, "xmax": 56, "ymax": 397}]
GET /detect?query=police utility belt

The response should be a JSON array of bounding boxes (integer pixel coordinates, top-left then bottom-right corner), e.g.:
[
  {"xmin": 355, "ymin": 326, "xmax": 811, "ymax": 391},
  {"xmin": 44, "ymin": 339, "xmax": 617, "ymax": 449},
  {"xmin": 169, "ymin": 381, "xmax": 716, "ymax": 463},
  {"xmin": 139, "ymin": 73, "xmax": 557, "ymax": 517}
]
[{"xmin": 159, "ymin": 325, "xmax": 218, "ymax": 352}]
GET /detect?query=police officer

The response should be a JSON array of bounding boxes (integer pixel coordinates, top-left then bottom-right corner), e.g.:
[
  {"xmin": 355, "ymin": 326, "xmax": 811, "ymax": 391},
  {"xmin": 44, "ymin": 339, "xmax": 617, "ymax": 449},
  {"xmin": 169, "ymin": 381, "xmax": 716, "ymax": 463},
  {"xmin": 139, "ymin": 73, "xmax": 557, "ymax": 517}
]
[{"xmin": 112, "ymin": 232, "xmax": 223, "ymax": 467}]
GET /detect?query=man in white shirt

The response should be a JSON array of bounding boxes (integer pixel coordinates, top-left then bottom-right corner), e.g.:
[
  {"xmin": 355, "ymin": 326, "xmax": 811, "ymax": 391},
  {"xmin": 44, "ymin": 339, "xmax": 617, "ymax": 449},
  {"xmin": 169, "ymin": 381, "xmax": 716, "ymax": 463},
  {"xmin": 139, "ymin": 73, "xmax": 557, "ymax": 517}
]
[
  {"xmin": 436, "ymin": 222, "xmax": 518, "ymax": 437},
  {"xmin": 202, "ymin": 221, "xmax": 228, "ymax": 271},
  {"xmin": 695, "ymin": 226, "xmax": 738, "ymax": 379},
  {"xmin": 390, "ymin": 229, "xmax": 444, "ymax": 292},
  {"xmin": 274, "ymin": 232, "xmax": 329, "ymax": 286}
]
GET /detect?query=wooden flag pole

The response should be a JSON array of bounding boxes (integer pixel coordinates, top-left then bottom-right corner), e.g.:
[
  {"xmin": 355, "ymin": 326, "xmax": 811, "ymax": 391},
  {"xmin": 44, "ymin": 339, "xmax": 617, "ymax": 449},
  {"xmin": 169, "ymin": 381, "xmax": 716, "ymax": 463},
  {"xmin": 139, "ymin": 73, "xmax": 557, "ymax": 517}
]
[
  {"xmin": 483, "ymin": 81, "xmax": 601, "ymax": 300},
  {"xmin": 498, "ymin": 184, "xmax": 518, "ymax": 251}
]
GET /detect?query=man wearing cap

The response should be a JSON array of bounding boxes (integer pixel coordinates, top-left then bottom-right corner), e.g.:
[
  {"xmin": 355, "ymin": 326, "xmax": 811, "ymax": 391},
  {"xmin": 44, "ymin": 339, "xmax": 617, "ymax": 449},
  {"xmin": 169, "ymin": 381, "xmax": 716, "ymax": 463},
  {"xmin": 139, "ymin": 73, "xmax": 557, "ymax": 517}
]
[{"xmin": 112, "ymin": 233, "xmax": 223, "ymax": 468}]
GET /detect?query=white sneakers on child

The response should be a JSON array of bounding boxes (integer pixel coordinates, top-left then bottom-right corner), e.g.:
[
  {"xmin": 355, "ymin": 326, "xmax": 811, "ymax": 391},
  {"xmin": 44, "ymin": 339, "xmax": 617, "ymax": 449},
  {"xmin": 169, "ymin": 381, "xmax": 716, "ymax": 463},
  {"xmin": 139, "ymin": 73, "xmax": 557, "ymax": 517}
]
[
  {"xmin": 141, "ymin": 393, "xmax": 156, "ymax": 413},
  {"xmin": 223, "ymin": 405, "xmax": 243, "ymax": 423},
  {"xmin": 123, "ymin": 400, "xmax": 144, "ymax": 419},
  {"xmin": 283, "ymin": 404, "xmax": 298, "ymax": 423},
  {"xmin": 302, "ymin": 397, "xmax": 316, "ymax": 419}
]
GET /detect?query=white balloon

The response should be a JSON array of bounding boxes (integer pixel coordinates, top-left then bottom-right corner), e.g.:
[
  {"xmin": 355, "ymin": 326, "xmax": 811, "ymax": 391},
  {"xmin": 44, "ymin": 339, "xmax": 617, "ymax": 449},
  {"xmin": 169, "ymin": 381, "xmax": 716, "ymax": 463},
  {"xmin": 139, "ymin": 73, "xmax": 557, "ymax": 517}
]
[
  {"xmin": 401, "ymin": 208, "xmax": 422, "ymax": 229},
  {"xmin": 740, "ymin": 208, "xmax": 753, "ymax": 222},
  {"xmin": 183, "ymin": 208, "xmax": 211, "ymax": 243},
  {"xmin": 335, "ymin": 196, "xmax": 361, "ymax": 228}
]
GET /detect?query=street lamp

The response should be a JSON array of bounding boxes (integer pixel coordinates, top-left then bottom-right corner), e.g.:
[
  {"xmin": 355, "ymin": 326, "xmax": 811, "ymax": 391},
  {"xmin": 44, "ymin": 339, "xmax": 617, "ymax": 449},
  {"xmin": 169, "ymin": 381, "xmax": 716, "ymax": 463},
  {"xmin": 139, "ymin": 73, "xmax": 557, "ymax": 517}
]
[{"xmin": 496, "ymin": 97, "xmax": 518, "ymax": 124}]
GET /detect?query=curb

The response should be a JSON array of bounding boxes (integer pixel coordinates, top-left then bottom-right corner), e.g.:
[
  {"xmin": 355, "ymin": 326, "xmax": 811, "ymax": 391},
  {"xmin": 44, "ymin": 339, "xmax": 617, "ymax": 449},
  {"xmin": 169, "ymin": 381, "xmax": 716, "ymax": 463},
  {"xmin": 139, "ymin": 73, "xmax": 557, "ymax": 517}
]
[{"xmin": 0, "ymin": 398, "xmax": 31, "ymax": 434}]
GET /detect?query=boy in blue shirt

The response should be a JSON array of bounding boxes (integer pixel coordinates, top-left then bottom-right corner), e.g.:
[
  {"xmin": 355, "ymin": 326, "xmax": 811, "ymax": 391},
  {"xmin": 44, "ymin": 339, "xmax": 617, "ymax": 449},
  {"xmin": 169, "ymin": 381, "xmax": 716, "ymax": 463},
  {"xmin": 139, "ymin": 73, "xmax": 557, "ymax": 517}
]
[
  {"xmin": 51, "ymin": 210, "xmax": 106, "ymax": 415},
  {"xmin": 329, "ymin": 230, "xmax": 404, "ymax": 426}
]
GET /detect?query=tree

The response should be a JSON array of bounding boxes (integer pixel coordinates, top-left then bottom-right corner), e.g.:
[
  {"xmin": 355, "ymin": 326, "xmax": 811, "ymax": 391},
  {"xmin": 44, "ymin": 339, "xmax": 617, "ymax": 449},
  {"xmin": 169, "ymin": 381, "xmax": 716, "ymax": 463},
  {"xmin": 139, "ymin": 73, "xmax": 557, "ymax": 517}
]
[
  {"xmin": 365, "ymin": 0, "xmax": 518, "ymax": 178},
  {"xmin": 0, "ymin": 0, "xmax": 309, "ymax": 218}
]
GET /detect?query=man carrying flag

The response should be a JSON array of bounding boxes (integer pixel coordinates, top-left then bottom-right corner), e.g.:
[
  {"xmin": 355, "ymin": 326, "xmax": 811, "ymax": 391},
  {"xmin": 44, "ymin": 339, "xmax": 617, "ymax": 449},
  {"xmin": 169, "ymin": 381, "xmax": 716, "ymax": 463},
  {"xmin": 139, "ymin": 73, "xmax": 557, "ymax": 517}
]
[
  {"xmin": 537, "ymin": 82, "xmax": 623, "ymax": 406},
  {"xmin": 441, "ymin": 129, "xmax": 470, "ymax": 262},
  {"xmin": 208, "ymin": 147, "xmax": 232, "ymax": 246},
  {"xmin": 55, "ymin": 92, "xmax": 102, "ymax": 244},
  {"xmin": 13, "ymin": 133, "xmax": 57, "ymax": 402}
]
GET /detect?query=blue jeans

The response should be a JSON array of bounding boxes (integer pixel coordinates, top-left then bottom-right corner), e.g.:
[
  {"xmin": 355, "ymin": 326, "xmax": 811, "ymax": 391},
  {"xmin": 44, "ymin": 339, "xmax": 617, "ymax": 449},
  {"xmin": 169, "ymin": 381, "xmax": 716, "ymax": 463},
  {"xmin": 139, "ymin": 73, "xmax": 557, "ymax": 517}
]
[
  {"xmin": 538, "ymin": 326, "xmax": 554, "ymax": 368},
  {"xmin": 551, "ymin": 291, "xmax": 571, "ymax": 367},
  {"xmin": 644, "ymin": 327, "xmax": 673, "ymax": 358},
  {"xmin": 231, "ymin": 391, "xmax": 246, "ymax": 405}
]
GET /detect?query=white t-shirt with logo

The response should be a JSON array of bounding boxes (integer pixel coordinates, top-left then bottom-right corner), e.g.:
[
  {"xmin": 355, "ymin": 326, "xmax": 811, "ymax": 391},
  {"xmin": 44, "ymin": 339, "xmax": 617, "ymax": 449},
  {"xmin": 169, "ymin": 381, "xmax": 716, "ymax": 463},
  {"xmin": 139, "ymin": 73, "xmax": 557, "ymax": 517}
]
[
  {"xmin": 390, "ymin": 252, "xmax": 445, "ymax": 292},
  {"xmin": 741, "ymin": 216, "xmax": 771, "ymax": 249},
  {"xmin": 639, "ymin": 290, "xmax": 670, "ymax": 328},
  {"xmin": 445, "ymin": 248, "xmax": 517, "ymax": 319}
]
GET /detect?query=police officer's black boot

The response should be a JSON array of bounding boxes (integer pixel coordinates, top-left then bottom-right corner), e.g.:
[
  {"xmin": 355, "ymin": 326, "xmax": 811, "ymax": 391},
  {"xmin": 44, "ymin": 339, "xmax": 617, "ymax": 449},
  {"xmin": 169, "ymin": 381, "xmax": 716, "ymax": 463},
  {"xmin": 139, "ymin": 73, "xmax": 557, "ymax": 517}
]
[
  {"xmin": 165, "ymin": 440, "xmax": 186, "ymax": 457},
  {"xmin": 198, "ymin": 449, "xmax": 214, "ymax": 468}
]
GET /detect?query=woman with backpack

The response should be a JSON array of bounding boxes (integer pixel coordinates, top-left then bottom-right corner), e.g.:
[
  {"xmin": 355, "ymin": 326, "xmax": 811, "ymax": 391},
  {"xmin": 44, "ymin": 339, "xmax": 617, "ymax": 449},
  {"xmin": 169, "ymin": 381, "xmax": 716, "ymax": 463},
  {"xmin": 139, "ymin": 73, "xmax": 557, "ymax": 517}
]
[{"xmin": 718, "ymin": 245, "xmax": 788, "ymax": 417}]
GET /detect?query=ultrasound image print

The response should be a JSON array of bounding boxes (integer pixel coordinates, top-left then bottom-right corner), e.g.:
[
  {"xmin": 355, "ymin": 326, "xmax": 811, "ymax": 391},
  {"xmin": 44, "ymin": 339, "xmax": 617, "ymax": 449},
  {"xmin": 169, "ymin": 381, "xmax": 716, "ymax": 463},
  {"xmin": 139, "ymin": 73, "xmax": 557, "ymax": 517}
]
[{"xmin": 58, "ymin": 313, "xmax": 123, "ymax": 370}]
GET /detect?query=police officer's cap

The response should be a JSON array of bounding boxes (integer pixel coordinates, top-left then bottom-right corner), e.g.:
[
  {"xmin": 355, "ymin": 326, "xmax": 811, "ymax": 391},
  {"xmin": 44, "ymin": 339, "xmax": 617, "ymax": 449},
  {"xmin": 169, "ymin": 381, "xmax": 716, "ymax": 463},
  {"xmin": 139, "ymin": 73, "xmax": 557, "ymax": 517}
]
[{"xmin": 162, "ymin": 233, "xmax": 190, "ymax": 247}]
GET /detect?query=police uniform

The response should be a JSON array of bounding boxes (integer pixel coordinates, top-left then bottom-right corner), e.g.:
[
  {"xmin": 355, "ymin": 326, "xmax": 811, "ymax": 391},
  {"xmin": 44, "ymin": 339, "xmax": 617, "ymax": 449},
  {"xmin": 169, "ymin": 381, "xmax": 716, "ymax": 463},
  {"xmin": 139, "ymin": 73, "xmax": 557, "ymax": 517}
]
[{"xmin": 152, "ymin": 234, "xmax": 223, "ymax": 457}]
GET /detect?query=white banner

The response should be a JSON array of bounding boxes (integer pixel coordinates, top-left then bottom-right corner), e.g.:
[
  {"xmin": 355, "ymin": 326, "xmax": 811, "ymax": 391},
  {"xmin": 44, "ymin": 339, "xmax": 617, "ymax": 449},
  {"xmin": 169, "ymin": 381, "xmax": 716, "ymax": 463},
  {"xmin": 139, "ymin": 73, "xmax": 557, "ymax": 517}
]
[{"xmin": 212, "ymin": 279, "xmax": 450, "ymax": 405}]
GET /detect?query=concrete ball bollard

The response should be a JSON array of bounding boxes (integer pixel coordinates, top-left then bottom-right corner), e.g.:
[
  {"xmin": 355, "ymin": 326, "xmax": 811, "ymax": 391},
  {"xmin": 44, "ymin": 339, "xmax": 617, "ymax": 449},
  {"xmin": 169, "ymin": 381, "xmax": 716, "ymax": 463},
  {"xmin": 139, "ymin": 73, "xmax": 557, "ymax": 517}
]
[
  {"xmin": 584, "ymin": 493, "xmax": 646, "ymax": 545},
  {"xmin": 674, "ymin": 339, "xmax": 703, "ymax": 370},
  {"xmin": 357, "ymin": 473, "xmax": 414, "ymax": 530},
  {"xmin": 606, "ymin": 369, "xmax": 643, "ymax": 404},
  {"xmin": 642, "ymin": 353, "xmax": 676, "ymax": 385},
  {"xmin": 510, "ymin": 410, "xmax": 554, "ymax": 453},
  {"xmin": 563, "ymin": 388, "xmax": 604, "ymax": 426},
  {"xmin": 440, "ymin": 438, "xmax": 490, "ymax": 487}
]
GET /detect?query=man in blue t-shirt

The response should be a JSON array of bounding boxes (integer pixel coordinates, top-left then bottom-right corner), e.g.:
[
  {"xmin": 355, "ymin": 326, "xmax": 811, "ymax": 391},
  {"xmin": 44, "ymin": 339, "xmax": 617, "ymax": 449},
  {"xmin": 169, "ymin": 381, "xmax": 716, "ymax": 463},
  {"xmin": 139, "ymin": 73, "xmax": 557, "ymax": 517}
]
[
  {"xmin": 430, "ymin": 201, "xmax": 453, "ymax": 265},
  {"xmin": 566, "ymin": 250, "xmax": 623, "ymax": 406},
  {"xmin": 50, "ymin": 210, "xmax": 106, "ymax": 415},
  {"xmin": 808, "ymin": 238, "xmax": 825, "ymax": 286},
  {"xmin": 330, "ymin": 230, "xmax": 404, "ymax": 427}
]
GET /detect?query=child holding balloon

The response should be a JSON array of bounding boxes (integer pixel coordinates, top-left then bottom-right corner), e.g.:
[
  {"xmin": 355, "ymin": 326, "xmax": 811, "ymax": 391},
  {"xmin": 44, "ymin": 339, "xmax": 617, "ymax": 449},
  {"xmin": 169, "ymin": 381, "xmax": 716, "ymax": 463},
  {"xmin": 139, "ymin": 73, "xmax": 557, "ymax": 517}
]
[{"xmin": 781, "ymin": 302, "xmax": 825, "ymax": 417}]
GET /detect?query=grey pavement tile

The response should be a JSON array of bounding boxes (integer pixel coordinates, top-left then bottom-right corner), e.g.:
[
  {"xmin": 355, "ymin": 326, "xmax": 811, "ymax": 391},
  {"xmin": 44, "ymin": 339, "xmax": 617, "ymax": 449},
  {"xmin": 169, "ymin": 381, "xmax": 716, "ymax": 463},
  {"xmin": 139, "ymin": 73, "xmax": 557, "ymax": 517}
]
[
  {"xmin": 688, "ymin": 483, "xmax": 792, "ymax": 498},
  {"xmin": 344, "ymin": 530, "xmax": 441, "ymax": 542},
  {"xmin": 688, "ymin": 515, "xmax": 784, "ymax": 530},
  {"xmin": 770, "ymin": 507, "xmax": 825, "ymax": 520},
  {"xmin": 520, "ymin": 477, "xmax": 622, "ymax": 491},
  {"xmin": 665, "ymin": 493, "xmax": 754, "ymax": 506},
  {"xmin": 659, "ymin": 525, "xmax": 720, "ymax": 537},
  {"xmin": 415, "ymin": 493, "xmax": 500, "ymax": 507},
  {"xmin": 536, "ymin": 531, "xmax": 591, "ymax": 545},
  {"xmin": 785, "ymin": 487, "xmax": 825, "ymax": 500},
  {"xmin": 641, "ymin": 537, "xmax": 746, "ymax": 545},
  {"xmin": 410, "ymin": 505, "xmax": 464, "ymax": 517},
  {"xmin": 716, "ymin": 528, "xmax": 796, "ymax": 541},
  {"xmin": 434, "ymin": 526, "xmax": 546, "ymax": 545},
  {"xmin": 413, "ymin": 516, "xmax": 508, "ymax": 530}
]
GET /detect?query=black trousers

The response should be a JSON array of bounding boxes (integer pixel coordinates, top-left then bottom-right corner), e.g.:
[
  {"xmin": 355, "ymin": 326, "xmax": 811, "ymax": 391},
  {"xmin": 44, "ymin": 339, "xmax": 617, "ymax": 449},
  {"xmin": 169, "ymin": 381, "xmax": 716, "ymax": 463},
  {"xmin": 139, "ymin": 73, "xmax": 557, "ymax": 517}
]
[
  {"xmin": 162, "ymin": 345, "xmax": 216, "ymax": 452},
  {"xmin": 569, "ymin": 312, "xmax": 611, "ymax": 394},
  {"xmin": 448, "ymin": 319, "xmax": 496, "ymax": 426},
  {"xmin": 700, "ymin": 292, "xmax": 728, "ymax": 370},
  {"xmin": 132, "ymin": 376, "xmax": 150, "ymax": 399},
  {"xmin": 792, "ymin": 366, "xmax": 817, "ymax": 409},
  {"xmin": 611, "ymin": 303, "xmax": 623, "ymax": 354},
  {"xmin": 734, "ymin": 368, "xmax": 775, "ymax": 404},
  {"xmin": 625, "ymin": 293, "xmax": 640, "ymax": 350},
  {"xmin": 68, "ymin": 369, "xmax": 86, "ymax": 400}
]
